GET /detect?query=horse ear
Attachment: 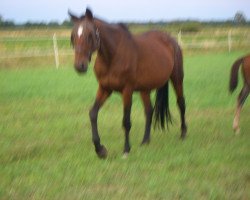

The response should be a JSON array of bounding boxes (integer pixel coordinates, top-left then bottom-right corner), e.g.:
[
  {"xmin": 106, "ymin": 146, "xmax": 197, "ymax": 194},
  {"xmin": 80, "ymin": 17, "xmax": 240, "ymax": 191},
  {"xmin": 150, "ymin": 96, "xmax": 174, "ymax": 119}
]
[
  {"xmin": 68, "ymin": 10, "xmax": 79, "ymax": 22},
  {"xmin": 85, "ymin": 8, "xmax": 93, "ymax": 20}
]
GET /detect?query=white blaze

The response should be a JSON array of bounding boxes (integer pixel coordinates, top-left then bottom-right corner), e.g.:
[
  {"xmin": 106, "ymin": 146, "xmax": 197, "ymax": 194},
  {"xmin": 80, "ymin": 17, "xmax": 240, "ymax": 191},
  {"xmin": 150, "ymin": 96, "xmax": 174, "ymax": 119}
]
[{"xmin": 78, "ymin": 25, "xmax": 84, "ymax": 38}]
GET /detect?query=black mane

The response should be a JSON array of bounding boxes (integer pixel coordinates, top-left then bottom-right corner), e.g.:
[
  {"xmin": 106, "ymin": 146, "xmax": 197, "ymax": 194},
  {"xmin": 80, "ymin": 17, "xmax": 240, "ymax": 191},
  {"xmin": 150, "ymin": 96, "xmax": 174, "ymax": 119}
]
[
  {"xmin": 118, "ymin": 23, "xmax": 129, "ymax": 31},
  {"xmin": 117, "ymin": 23, "xmax": 132, "ymax": 38}
]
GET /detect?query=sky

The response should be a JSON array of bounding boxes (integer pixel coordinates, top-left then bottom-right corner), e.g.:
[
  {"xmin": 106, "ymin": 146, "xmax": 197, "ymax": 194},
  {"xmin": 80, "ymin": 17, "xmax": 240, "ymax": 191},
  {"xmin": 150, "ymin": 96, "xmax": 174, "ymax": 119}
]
[{"xmin": 0, "ymin": 0, "xmax": 250, "ymax": 23}]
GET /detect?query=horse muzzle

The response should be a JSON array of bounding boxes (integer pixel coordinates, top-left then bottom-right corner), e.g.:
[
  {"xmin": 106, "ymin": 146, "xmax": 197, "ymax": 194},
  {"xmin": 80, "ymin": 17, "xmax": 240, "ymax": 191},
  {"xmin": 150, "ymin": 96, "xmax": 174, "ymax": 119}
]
[{"xmin": 74, "ymin": 63, "xmax": 88, "ymax": 73}]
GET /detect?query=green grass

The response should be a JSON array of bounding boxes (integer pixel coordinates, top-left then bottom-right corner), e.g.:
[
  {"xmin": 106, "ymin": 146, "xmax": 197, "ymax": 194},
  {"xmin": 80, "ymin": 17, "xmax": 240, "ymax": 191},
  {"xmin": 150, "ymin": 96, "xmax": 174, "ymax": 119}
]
[{"xmin": 0, "ymin": 50, "xmax": 250, "ymax": 199}]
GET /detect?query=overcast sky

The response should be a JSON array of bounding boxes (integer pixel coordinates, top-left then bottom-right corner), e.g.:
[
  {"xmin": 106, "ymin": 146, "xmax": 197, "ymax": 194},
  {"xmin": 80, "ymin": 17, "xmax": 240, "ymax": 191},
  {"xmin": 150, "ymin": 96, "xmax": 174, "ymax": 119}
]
[{"xmin": 0, "ymin": 0, "xmax": 250, "ymax": 23}]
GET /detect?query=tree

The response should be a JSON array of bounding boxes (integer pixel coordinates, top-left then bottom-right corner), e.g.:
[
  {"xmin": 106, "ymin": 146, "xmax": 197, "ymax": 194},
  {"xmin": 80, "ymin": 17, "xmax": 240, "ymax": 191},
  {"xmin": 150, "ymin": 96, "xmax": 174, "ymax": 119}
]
[
  {"xmin": 234, "ymin": 11, "xmax": 246, "ymax": 24},
  {"xmin": 0, "ymin": 15, "xmax": 4, "ymax": 26},
  {"xmin": 61, "ymin": 19, "xmax": 72, "ymax": 27},
  {"xmin": 0, "ymin": 15, "xmax": 15, "ymax": 27}
]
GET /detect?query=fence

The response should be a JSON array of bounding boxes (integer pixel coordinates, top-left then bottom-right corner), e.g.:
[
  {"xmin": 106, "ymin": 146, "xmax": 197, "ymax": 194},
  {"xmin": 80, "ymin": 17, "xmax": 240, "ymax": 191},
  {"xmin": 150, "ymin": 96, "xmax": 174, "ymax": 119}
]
[
  {"xmin": 0, "ymin": 29, "xmax": 72, "ymax": 68},
  {"xmin": 177, "ymin": 29, "xmax": 250, "ymax": 52},
  {"xmin": 178, "ymin": 30, "xmax": 236, "ymax": 52},
  {"xmin": 0, "ymin": 28, "xmax": 250, "ymax": 68}
]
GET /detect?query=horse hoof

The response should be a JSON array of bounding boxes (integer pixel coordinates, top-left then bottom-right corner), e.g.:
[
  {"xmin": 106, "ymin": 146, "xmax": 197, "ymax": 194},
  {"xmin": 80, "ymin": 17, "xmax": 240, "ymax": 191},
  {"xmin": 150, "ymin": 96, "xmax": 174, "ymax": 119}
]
[
  {"xmin": 96, "ymin": 145, "xmax": 108, "ymax": 159},
  {"xmin": 181, "ymin": 128, "xmax": 187, "ymax": 139},
  {"xmin": 234, "ymin": 128, "xmax": 240, "ymax": 135},
  {"xmin": 180, "ymin": 132, "xmax": 186, "ymax": 139},
  {"xmin": 141, "ymin": 139, "xmax": 150, "ymax": 145},
  {"xmin": 122, "ymin": 153, "xmax": 129, "ymax": 159}
]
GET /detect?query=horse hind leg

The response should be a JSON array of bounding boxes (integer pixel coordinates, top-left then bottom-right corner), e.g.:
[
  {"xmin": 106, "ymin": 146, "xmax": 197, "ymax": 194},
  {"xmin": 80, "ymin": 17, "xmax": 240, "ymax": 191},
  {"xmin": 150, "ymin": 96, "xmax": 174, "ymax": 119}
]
[
  {"xmin": 140, "ymin": 91, "xmax": 153, "ymax": 145},
  {"xmin": 233, "ymin": 84, "xmax": 249, "ymax": 134},
  {"xmin": 177, "ymin": 95, "xmax": 187, "ymax": 139},
  {"xmin": 171, "ymin": 77, "xmax": 187, "ymax": 139},
  {"xmin": 122, "ymin": 87, "xmax": 133, "ymax": 157}
]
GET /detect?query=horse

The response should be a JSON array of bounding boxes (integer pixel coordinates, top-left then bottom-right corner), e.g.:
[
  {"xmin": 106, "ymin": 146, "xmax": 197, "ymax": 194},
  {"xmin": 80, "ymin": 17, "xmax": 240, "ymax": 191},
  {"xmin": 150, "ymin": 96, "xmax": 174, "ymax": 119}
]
[
  {"xmin": 229, "ymin": 54, "xmax": 250, "ymax": 134},
  {"xmin": 69, "ymin": 8, "xmax": 187, "ymax": 158}
]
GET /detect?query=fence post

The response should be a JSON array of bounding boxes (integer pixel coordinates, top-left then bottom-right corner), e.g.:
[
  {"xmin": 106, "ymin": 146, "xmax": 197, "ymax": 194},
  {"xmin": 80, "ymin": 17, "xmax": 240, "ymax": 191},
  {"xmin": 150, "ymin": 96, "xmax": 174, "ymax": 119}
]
[
  {"xmin": 53, "ymin": 33, "xmax": 59, "ymax": 69},
  {"xmin": 178, "ymin": 30, "xmax": 182, "ymax": 46},
  {"xmin": 228, "ymin": 30, "xmax": 232, "ymax": 53}
]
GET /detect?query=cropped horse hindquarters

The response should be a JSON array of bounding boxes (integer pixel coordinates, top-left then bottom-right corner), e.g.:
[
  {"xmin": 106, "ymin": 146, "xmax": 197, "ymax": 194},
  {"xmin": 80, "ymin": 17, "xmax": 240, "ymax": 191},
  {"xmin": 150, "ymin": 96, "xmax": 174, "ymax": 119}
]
[
  {"xmin": 69, "ymin": 8, "xmax": 187, "ymax": 159},
  {"xmin": 229, "ymin": 54, "xmax": 250, "ymax": 134}
]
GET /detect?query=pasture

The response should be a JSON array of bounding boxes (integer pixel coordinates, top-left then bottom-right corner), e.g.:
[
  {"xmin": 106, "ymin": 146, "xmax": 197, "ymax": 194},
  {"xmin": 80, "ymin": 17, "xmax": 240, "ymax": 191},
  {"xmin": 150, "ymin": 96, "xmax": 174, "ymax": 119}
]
[{"xmin": 0, "ymin": 27, "xmax": 250, "ymax": 199}]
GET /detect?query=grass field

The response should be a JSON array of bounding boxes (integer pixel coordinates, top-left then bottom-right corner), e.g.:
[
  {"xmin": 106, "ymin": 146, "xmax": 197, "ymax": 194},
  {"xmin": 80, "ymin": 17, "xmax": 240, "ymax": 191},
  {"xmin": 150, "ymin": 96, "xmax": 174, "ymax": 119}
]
[
  {"xmin": 0, "ymin": 23, "xmax": 250, "ymax": 200},
  {"xmin": 0, "ymin": 49, "xmax": 249, "ymax": 199}
]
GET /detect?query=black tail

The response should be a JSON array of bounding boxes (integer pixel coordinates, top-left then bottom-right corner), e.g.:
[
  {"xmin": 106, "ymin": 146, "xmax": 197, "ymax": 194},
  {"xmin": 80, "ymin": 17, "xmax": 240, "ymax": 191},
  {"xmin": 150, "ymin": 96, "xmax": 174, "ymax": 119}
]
[
  {"xmin": 154, "ymin": 82, "xmax": 172, "ymax": 130},
  {"xmin": 229, "ymin": 57, "xmax": 243, "ymax": 93}
]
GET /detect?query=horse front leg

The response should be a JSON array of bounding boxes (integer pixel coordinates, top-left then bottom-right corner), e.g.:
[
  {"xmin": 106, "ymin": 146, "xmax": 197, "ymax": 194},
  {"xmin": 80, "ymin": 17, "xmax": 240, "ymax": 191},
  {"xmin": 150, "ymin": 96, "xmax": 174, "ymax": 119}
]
[
  {"xmin": 122, "ymin": 87, "xmax": 133, "ymax": 157},
  {"xmin": 140, "ymin": 91, "xmax": 153, "ymax": 145},
  {"xmin": 89, "ymin": 86, "xmax": 111, "ymax": 159}
]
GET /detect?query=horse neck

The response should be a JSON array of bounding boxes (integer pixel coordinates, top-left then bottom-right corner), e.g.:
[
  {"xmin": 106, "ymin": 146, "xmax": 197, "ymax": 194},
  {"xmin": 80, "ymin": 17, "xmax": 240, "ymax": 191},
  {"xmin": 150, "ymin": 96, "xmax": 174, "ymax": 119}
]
[{"xmin": 94, "ymin": 19, "xmax": 127, "ymax": 65}]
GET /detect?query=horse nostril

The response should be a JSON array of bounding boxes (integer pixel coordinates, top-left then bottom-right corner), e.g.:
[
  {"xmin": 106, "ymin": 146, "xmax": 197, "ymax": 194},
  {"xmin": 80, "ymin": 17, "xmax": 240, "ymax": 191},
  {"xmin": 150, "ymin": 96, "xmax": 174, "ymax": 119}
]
[
  {"xmin": 80, "ymin": 64, "xmax": 88, "ymax": 72},
  {"xmin": 75, "ymin": 63, "xmax": 87, "ymax": 73}
]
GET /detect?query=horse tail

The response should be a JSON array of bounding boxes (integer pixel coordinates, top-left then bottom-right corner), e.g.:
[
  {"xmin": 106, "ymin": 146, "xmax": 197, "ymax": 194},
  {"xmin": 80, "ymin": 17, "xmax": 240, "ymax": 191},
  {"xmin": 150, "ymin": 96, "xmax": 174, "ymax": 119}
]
[
  {"xmin": 154, "ymin": 81, "xmax": 172, "ymax": 130},
  {"xmin": 229, "ymin": 57, "xmax": 244, "ymax": 93},
  {"xmin": 174, "ymin": 42, "xmax": 184, "ymax": 80}
]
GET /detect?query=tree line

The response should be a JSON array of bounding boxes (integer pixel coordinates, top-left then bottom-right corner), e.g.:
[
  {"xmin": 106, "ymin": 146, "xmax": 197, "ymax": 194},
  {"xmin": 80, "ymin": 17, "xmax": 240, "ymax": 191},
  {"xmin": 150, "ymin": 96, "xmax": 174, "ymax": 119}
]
[
  {"xmin": 0, "ymin": 11, "xmax": 249, "ymax": 29},
  {"xmin": 0, "ymin": 16, "xmax": 72, "ymax": 28}
]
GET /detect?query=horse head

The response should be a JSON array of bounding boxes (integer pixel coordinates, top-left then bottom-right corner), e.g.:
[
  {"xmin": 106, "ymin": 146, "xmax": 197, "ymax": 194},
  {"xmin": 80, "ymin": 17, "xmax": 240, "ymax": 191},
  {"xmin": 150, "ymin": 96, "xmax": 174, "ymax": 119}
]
[{"xmin": 69, "ymin": 8, "xmax": 100, "ymax": 73}]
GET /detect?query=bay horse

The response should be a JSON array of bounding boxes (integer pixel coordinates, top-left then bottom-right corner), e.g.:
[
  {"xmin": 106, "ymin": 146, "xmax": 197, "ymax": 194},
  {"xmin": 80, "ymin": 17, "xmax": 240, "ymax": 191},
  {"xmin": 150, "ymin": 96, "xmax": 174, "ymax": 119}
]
[
  {"xmin": 69, "ymin": 8, "xmax": 187, "ymax": 158},
  {"xmin": 229, "ymin": 54, "xmax": 250, "ymax": 134}
]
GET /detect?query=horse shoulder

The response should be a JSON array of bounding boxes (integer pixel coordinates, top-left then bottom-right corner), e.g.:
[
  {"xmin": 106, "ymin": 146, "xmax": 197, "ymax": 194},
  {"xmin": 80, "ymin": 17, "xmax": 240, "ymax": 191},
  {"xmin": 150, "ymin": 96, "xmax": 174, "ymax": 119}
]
[
  {"xmin": 94, "ymin": 57, "xmax": 109, "ymax": 79},
  {"xmin": 93, "ymin": 55, "xmax": 136, "ymax": 92}
]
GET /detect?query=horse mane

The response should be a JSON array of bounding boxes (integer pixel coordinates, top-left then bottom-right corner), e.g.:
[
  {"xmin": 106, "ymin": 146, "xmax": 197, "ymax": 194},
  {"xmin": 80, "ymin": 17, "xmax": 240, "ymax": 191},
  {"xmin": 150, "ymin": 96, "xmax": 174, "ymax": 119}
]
[
  {"xmin": 94, "ymin": 18, "xmax": 132, "ymax": 37},
  {"xmin": 119, "ymin": 23, "xmax": 133, "ymax": 39},
  {"xmin": 118, "ymin": 23, "xmax": 129, "ymax": 31},
  {"xmin": 93, "ymin": 18, "xmax": 134, "ymax": 66}
]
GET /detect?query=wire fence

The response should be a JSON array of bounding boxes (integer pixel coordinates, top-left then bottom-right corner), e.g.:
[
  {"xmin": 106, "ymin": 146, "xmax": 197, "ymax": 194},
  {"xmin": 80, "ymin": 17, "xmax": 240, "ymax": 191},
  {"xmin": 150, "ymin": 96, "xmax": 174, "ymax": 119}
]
[{"xmin": 0, "ymin": 28, "xmax": 250, "ymax": 68}]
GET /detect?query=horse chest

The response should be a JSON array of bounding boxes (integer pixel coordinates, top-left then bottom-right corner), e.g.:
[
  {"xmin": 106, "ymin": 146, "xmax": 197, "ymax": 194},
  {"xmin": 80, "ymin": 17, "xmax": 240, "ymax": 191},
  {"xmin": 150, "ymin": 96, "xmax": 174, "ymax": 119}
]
[
  {"xmin": 94, "ymin": 62, "xmax": 134, "ymax": 91},
  {"xmin": 94, "ymin": 67, "xmax": 126, "ymax": 91},
  {"xmin": 98, "ymin": 74, "xmax": 125, "ymax": 91}
]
